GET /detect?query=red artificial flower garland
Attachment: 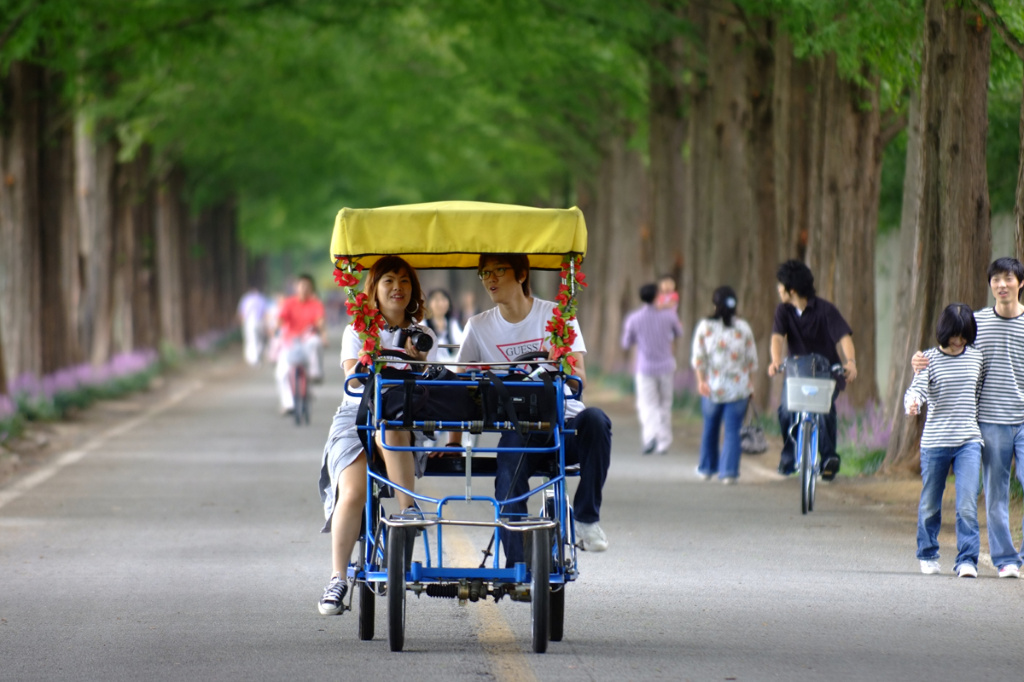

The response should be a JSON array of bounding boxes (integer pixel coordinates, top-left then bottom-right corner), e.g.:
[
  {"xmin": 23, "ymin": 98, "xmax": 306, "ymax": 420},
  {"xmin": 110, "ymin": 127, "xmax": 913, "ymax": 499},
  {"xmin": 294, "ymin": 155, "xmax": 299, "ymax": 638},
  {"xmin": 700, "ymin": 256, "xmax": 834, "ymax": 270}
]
[
  {"xmin": 334, "ymin": 258, "xmax": 383, "ymax": 366},
  {"xmin": 546, "ymin": 253, "xmax": 587, "ymax": 374},
  {"xmin": 337, "ymin": 253, "xmax": 586, "ymax": 373}
]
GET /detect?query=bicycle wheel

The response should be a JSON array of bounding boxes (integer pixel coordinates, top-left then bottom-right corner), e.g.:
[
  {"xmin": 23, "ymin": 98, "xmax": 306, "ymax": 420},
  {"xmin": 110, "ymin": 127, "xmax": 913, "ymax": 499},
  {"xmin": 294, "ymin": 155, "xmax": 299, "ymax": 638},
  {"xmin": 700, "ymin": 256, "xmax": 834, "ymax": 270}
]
[
  {"xmin": 292, "ymin": 366, "xmax": 304, "ymax": 426},
  {"xmin": 531, "ymin": 527, "xmax": 550, "ymax": 653},
  {"xmin": 808, "ymin": 426, "xmax": 818, "ymax": 512},
  {"xmin": 387, "ymin": 525, "xmax": 408, "ymax": 652},
  {"xmin": 799, "ymin": 421, "xmax": 813, "ymax": 515}
]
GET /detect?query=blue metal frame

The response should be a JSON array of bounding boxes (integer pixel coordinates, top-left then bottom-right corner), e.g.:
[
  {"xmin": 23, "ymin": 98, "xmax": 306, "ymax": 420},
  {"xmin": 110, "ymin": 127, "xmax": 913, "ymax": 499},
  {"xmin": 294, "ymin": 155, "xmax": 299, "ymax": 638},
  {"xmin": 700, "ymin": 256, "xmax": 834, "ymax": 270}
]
[
  {"xmin": 792, "ymin": 411, "xmax": 820, "ymax": 475},
  {"xmin": 343, "ymin": 366, "xmax": 580, "ymax": 592},
  {"xmin": 783, "ymin": 352, "xmax": 842, "ymax": 513}
]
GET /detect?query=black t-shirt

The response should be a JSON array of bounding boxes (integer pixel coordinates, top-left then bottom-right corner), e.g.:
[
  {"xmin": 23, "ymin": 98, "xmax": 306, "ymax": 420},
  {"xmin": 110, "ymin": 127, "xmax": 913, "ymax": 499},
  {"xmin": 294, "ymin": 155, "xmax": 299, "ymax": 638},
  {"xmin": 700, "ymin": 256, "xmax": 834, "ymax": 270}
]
[{"xmin": 772, "ymin": 297, "xmax": 853, "ymax": 390}]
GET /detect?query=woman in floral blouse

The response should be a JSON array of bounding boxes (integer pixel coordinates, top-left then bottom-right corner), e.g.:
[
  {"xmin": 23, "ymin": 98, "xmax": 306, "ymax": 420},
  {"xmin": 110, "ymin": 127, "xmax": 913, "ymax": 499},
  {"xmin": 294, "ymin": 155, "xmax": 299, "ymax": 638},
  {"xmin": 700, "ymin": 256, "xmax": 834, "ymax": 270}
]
[{"xmin": 691, "ymin": 286, "xmax": 758, "ymax": 484}]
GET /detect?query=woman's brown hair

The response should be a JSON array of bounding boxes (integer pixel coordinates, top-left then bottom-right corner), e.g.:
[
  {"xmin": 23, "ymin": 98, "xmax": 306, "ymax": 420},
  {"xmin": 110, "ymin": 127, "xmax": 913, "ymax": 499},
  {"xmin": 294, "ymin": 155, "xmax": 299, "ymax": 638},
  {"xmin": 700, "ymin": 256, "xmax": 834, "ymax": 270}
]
[{"xmin": 362, "ymin": 256, "xmax": 426, "ymax": 323}]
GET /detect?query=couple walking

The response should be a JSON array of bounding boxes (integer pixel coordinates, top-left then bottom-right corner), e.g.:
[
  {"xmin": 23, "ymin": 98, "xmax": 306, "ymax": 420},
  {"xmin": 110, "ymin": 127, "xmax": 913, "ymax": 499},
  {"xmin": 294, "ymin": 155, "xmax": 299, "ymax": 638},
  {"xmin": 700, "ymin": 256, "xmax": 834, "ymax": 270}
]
[{"xmin": 907, "ymin": 257, "xmax": 1024, "ymax": 579}]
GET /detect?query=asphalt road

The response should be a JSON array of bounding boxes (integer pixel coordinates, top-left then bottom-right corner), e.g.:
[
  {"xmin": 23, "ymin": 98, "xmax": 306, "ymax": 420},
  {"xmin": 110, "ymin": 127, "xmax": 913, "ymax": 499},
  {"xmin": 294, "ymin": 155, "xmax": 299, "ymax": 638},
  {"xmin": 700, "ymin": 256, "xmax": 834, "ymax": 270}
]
[{"xmin": 1, "ymin": 348, "xmax": 1021, "ymax": 681}]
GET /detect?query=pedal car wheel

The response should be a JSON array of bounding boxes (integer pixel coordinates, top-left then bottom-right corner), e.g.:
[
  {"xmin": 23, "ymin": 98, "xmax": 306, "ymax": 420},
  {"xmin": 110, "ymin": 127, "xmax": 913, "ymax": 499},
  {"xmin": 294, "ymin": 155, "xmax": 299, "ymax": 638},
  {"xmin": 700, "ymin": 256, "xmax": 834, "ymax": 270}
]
[
  {"xmin": 531, "ymin": 528, "xmax": 550, "ymax": 653},
  {"xmin": 387, "ymin": 526, "xmax": 408, "ymax": 652},
  {"xmin": 357, "ymin": 512, "xmax": 376, "ymax": 641},
  {"xmin": 549, "ymin": 585, "xmax": 564, "ymax": 642},
  {"xmin": 357, "ymin": 580, "xmax": 374, "ymax": 641}
]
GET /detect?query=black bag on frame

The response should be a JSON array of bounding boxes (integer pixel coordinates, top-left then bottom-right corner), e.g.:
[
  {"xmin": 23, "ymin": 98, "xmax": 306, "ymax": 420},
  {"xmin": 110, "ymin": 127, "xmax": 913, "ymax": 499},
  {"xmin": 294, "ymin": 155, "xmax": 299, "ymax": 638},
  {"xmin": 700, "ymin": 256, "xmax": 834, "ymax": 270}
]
[{"xmin": 479, "ymin": 370, "xmax": 558, "ymax": 432}]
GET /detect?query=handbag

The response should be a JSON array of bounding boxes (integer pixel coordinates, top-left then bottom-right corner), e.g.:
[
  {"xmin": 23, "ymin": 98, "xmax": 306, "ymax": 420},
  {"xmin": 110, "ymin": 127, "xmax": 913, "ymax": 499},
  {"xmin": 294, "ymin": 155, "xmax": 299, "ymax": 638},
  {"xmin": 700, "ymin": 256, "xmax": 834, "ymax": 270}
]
[
  {"xmin": 378, "ymin": 367, "xmax": 480, "ymax": 428},
  {"xmin": 740, "ymin": 402, "xmax": 768, "ymax": 455},
  {"xmin": 479, "ymin": 370, "xmax": 558, "ymax": 434}
]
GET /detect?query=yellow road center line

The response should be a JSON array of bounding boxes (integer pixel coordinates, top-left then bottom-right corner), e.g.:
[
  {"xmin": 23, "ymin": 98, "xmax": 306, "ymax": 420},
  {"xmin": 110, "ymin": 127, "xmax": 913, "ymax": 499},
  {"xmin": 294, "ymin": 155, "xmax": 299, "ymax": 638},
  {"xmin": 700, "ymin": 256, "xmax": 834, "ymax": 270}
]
[{"xmin": 428, "ymin": 497, "xmax": 538, "ymax": 682}]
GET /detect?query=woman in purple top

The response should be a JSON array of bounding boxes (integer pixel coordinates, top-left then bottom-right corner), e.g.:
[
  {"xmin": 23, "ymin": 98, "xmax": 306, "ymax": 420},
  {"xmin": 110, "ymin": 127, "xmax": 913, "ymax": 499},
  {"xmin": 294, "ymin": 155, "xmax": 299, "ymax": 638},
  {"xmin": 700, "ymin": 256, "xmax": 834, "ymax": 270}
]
[{"xmin": 621, "ymin": 283, "xmax": 684, "ymax": 454}]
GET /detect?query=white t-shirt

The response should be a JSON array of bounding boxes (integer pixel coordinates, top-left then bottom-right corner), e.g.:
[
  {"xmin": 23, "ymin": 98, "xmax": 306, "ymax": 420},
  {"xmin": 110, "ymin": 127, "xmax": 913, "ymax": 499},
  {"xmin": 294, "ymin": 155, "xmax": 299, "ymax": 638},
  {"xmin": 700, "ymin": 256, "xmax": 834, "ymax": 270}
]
[
  {"xmin": 339, "ymin": 324, "xmax": 440, "ymax": 405},
  {"xmin": 456, "ymin": 298, "xmax": 586, "ymax": 418}
]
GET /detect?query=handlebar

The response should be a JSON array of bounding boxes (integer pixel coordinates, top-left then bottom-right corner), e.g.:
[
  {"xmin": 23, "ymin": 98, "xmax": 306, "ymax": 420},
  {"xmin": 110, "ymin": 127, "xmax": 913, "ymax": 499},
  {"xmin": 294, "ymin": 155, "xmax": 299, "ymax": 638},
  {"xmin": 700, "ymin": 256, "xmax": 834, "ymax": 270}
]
[{"xmin": 778, "ymin": 354, "xmax": 846, "ymax": 379}]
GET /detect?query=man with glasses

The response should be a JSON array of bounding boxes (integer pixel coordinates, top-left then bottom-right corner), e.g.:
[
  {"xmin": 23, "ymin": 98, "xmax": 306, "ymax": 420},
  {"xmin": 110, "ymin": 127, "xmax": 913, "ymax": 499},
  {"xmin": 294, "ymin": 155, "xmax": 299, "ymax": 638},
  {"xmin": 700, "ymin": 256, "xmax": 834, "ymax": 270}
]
[{"xmin": 451, "ymin": 253, "xmax": 613, "ymax": 563}]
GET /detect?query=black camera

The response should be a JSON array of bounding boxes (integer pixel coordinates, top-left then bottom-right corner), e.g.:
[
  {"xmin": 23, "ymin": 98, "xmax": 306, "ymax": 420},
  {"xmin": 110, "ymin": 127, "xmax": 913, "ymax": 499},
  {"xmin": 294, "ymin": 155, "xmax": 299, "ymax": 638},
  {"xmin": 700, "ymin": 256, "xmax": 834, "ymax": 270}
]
[{"xmin": 395, "ymin": 326, "xmax": 433, "ymax": 353}]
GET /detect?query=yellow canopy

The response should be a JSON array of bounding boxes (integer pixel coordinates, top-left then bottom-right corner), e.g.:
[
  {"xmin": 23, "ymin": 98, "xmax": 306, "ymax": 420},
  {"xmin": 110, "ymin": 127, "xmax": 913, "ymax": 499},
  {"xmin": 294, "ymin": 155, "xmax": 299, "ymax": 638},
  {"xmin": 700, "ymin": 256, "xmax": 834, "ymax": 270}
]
[{"xmin": 330, "ymin": 200, "xmax": 587, "ymax": 271}]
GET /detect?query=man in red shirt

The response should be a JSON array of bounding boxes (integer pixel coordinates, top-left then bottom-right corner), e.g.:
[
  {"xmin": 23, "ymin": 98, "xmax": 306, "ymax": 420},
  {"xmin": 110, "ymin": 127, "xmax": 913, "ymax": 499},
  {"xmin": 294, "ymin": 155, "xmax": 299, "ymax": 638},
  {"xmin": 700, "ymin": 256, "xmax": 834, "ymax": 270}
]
[{"xmin": 275, "ymin": 274, "xmax": 326, "ymax": 414}]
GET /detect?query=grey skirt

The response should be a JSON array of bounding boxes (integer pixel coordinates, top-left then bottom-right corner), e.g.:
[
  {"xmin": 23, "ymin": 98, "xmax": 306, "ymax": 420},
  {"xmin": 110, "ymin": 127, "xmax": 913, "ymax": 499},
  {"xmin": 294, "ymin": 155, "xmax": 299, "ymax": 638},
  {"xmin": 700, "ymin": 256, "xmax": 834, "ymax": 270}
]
[
  {"xmin": 318, "ymin": 401, "xmax": 364, "ymax": 532},
  {"xmin": 316, "ymin": 400, "xmax": 429, "ymax": 533}
]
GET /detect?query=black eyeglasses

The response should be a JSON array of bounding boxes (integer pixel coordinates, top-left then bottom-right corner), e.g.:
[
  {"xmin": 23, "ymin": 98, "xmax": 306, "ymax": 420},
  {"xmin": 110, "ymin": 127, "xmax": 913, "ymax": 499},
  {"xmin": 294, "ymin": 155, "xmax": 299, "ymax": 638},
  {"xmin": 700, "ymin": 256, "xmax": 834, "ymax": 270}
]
[{"xmin": 478, "ymin": 266, "xmax": 510, "ymax": 280}]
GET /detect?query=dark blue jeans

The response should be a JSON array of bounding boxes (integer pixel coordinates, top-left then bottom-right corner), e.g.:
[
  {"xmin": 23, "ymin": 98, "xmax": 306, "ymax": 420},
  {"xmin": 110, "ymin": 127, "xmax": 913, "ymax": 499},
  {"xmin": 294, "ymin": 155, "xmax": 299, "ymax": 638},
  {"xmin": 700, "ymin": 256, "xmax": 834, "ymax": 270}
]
[
  {"xmin": 495, "ymin": 407, "xmax": 612, "ymax": 566},
  {"xmin": 699, "ymin": 397, "xmax": 748, "ymax": 479}
]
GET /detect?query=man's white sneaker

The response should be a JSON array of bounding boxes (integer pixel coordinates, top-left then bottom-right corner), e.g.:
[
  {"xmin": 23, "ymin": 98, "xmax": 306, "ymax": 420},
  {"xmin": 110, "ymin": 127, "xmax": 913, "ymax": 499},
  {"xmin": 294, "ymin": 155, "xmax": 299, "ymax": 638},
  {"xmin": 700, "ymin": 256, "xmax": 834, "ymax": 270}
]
[
  {"xmin": 998, "ymin": 564, "xmax": 1020, "ymax": 579},
  {"xmin": 920, "ymin": 560, "xmax": 941, "ymax": 575},
  {"xmin": 576, "ymin": 522, "xmax": 608, "ymax": 552},
  {"xmin": 956, "ymin": 564, "xmax": 978, "ymax": 578}
]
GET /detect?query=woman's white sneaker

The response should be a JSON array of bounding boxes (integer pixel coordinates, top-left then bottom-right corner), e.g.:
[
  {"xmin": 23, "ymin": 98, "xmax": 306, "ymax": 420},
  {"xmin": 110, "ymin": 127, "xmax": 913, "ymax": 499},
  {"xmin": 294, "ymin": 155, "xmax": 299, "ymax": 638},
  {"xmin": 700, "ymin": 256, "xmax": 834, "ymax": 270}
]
[
  {"xmin": 998, "ymin": 564, "xmax": 1020, "ymax": 579},
  {"xmin": 956, "ymin": 564, "xmax": 978, "ymax": 578},
  {"xmin": 919, "ymin": 560, "xmax": 941, "ymax": 575}
]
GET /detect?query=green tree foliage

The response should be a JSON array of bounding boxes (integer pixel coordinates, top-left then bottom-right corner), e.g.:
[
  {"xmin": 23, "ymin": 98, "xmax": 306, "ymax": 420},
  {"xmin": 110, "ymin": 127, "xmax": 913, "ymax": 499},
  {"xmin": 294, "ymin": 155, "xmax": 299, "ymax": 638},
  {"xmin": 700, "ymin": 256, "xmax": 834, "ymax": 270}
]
[
  {"xmin": 3, "ymin": 0, "xmax": 657, "ymax": 252},
  {"xmin": 2, "ymin": 0, "xmax": 1021, "ymax": 249}
]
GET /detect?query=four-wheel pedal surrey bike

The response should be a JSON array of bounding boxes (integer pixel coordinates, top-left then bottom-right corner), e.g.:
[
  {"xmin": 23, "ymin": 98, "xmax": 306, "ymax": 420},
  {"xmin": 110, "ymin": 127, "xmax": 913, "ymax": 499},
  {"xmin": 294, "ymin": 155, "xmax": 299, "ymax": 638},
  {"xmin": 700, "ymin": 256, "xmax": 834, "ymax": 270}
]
[
  {"xmin": 781, "ymin": 354, "xmax": 844, "ymax": 515},
  {"xmin": 329, "ymin": 201, "xmax": 589, "ymax": 653}
]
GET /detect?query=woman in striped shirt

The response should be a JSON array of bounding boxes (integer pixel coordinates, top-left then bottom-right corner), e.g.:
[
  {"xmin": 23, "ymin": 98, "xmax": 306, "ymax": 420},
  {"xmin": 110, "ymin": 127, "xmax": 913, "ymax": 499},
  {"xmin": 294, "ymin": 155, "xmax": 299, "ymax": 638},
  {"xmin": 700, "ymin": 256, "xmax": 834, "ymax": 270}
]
[{"xmin": 904, "ymin": 303, "xmax": 983, "ymax": 578}]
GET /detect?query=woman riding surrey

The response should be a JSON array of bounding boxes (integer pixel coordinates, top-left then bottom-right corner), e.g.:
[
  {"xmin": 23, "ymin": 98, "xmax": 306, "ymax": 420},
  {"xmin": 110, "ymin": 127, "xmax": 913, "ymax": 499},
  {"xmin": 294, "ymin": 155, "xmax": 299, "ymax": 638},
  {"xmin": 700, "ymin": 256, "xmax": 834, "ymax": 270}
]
[{"xmin": 316, "ymin": 256, "xmax": 439, "ymax": 615}]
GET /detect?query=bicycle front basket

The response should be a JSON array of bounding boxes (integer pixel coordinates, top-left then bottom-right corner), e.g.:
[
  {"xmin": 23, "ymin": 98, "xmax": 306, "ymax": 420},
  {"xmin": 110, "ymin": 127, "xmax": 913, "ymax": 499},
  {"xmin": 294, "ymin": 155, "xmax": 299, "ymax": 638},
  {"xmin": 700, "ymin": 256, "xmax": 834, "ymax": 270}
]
[{"xmin": 785, "ymin": 377, "xmax": 836, "ymax": 414}]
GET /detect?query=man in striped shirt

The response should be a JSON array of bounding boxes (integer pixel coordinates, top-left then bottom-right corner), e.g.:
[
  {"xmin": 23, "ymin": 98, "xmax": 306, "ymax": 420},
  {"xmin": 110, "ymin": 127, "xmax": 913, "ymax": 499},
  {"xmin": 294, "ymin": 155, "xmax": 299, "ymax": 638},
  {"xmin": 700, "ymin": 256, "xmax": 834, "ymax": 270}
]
[
  {"xmin": 621, "ymin": 283, "xmax": 684, "ymax": 454},
  {"xmin": 913, "ymin": 257, "xmax": 1024, "ymax": 578}
]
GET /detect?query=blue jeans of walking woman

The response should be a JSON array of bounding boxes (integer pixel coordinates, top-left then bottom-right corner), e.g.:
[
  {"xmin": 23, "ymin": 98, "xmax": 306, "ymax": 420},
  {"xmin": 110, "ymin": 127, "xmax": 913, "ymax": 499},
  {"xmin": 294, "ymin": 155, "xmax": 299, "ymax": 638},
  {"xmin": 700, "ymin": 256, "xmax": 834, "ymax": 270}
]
[
  {"xmin": 698, "ymin": 397, "xmax": 748, "ymax": 480},
  {"xmin": 916, "ymin": 442, "xmax": 981, "ymax": 569}
]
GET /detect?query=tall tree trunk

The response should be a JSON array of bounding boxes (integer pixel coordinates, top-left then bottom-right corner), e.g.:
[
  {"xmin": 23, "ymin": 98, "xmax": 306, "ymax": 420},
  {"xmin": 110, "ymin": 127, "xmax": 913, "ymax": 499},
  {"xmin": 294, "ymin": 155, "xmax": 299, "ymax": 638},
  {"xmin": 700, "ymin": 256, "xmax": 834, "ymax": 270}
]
[
  {"xmin": 112, "ymin": 159, "xmax": 135, "ymax": 353},
  {"xmin": 692, "ymin": 4, "xmax": 763, "ymax": 387},
  {"xmin": 0, "ymin": 61, "xmax": 44, "ymax": 384},
  {"xmin": 745, "ymin": 23, "xmax": 777, "ymax": 411},
  {"xmin": 576, "ymin": 135, "xmax": 648, "ymax": 375},
  {"xmin": 678, "ymin": 2, "xmax": 712, "ymax": 355},
  {"xmin": 883, "ymin": 0, "xmax": 992, "ymax": 473},
  {"xmin": 594, "ymin": 135, "xmax": 648, "ymax": 374},
  {"xmin": 1016, "ymin": 72, "xmax": 1024, "ymax": 258},
  {"xmin": 39, "ymin": 68, "xmax": 81, "ymax": 374},
  {"xmin": 804, "ymin": 56, "xmax": 883, "ymax": 408},
  {"xmin": 884, "ymin": 89, "xmax": 926, "ymax": 435},
  {"xmin": 647, "ymin": 29, "xmax": 688, "ymax": 286},
  {"xmin": 773, "ymin": 38, "xmax": 814, "ymax": 264},
  {"xmin": 75, "ymin": 116, "xmax": 116, "ymax": 366},
  {"xmin": 706, "ymin": 10, "xmax": 756, "ymax": 307},
  {"xmin": 154, "ymin": 167, "xmax": 187, "ymax": 353},
  {"xmin": 131, "ymin": 148, "xmax": 158, "ymax": 351},
  {"xmin": 648, "ymin": 25, "xmax": 691, "ymax": 376}
]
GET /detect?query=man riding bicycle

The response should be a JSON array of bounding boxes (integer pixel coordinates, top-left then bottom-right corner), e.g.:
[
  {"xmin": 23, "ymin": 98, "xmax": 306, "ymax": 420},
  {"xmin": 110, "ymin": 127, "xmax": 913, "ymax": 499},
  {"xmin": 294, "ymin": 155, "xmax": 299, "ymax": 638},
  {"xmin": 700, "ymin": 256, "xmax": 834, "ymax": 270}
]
[
  {"xmin": 275, "ymin": 273, "xmax": 327, "ymax": 415},
  {"xmin": 767, "ymin": 260, "xmax": 857, "ymax": 481}
]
